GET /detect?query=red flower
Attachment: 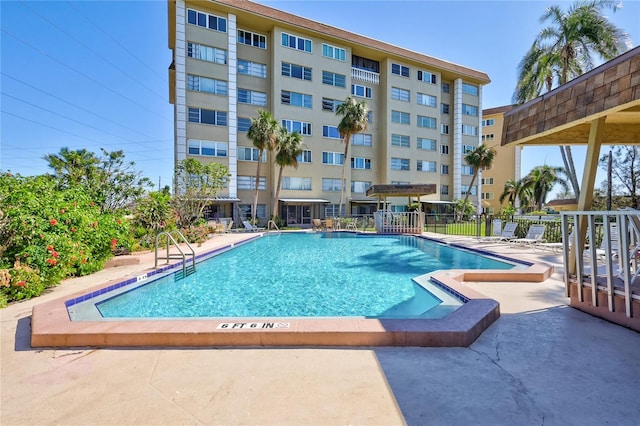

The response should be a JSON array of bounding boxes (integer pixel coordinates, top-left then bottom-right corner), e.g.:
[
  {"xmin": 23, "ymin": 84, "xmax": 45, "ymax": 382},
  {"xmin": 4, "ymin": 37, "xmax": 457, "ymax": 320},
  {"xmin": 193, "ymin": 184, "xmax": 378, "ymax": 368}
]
[
  {"xmin": 16, "ymin": 281, "xmax": 26, "ymax": 288},
  {"xmin": 81, "ymin": 258, "xmax": 87, "ymax": 264},
  {"xmin": 60, "ymin": 209, "xmax": 65, "ymax": 214},
  {"xmin": 90, "ymin": 202, "xmax": 95, "ymax": 207},
  {"xmin": 111, "ymin": 238, "xmax": 118, "ymax": 249},
  {"xmin": 46, "ymin": 258, "xmax": 58, "ymax": 266},
  {"xmin": 70, "ymin": 227, "xmax": 77, "ymax": 233},
  {"xmin": 46, "ymin": 245, "xmax": 54, "ymax": 252},
  {"xmin": 117, "ymin": 219, "xmax": 122, "ymax": 225},
  {"xmin": 49, "ymin": 219, "xmax": 58, "ymax": 226},
  {"xmin": 51, "ymin": 251, "xmax": 59, "ymax": 258}
]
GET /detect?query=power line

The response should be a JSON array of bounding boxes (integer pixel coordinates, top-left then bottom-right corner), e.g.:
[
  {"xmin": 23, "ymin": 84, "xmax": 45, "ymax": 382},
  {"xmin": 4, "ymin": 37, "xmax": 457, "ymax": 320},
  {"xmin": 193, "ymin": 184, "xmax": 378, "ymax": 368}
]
[
  {"xmin": 1, "ymin": 28, "xmax": 171, "ymax": 121},
  {"xmin": 64, "ymin": 0, "xmax": 168, "ymax": 85},
  {"xmin": 1, "ymin": 72, "xmax": 169, "ymax": 141},
  {"xmin": 17, "ymin": 0, "xmax": 167, "ymax": 101}
]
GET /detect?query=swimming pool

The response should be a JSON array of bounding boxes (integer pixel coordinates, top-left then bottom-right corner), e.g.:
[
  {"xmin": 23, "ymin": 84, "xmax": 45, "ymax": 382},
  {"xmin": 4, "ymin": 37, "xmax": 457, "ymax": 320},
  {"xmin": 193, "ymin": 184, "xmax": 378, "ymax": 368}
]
[{"xmin": 70, "ymin": 233, "xmax": 514, "ymax": 320}]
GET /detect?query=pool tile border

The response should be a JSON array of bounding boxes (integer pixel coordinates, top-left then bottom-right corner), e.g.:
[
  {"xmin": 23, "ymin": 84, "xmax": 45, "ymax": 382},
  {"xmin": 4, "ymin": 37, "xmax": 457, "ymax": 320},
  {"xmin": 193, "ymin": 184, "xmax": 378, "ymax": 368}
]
[{"xmin": 31, "ymin": 233, "xmax": 553, "ymax": 348}]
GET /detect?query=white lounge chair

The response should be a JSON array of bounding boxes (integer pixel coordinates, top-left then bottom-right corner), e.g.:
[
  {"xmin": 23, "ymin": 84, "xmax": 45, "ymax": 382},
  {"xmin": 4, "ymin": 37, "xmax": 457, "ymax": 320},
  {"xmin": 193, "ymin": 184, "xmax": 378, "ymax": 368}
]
[
  {"xmin": 242, "ymin": 220, "xmax": 265, "ymax": 232},
  {"xmin": 477, "ymin": 221, "xmax": 518, "ymax": 243},
  {"xmin": 510, "ymin": 224, "xmax": 546, "ymax": 249}
]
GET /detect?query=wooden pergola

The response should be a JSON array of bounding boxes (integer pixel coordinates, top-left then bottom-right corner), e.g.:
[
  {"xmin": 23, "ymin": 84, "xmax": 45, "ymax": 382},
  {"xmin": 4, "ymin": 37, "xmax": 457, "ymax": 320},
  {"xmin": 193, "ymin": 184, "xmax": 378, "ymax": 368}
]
[{"xmin": 365, "ymin": 184, "xmax": 437, "ymax": 211}]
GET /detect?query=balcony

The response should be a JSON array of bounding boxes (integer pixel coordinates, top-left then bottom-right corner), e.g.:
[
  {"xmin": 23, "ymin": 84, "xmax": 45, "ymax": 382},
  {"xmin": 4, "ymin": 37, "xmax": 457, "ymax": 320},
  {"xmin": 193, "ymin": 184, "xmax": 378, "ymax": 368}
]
[{"xmin": 351, "ymin": 67, "xmax": 379, "ymax": 85}]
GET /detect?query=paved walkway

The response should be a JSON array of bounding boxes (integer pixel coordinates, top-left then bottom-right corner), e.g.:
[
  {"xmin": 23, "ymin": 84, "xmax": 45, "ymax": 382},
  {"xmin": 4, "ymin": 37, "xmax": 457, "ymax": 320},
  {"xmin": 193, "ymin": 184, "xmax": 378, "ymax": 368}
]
[{"xmin": 2, "ymin": 232, "xmax": 639, "ymax": 425}]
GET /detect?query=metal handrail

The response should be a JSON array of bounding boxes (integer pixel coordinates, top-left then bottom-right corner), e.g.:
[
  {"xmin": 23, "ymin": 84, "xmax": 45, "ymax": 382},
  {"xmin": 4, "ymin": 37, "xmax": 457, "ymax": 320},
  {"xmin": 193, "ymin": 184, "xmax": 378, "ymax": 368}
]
[
  {"xmin": 155, "ymin": 230, "xmax": 196, "ymax": 277},
  {"xmin": 267, "ymin": 220, "xmax": 281, "ymax": 233}
]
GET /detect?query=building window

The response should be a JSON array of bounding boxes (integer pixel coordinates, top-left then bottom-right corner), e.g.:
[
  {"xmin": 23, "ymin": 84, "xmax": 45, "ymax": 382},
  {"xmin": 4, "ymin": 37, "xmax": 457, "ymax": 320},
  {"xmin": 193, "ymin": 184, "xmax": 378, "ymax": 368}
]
[
  {"xmin": 462, "ymin": 165, "xmax": 474, "ymax": 175},
  {"xmin": 391, "ymin": 157, "xmax": 410, "ymax": 170},
  {"xmin": 441, "ymin": 83, "xmax": 450, "ymax": 93},
  {"xmin": 282, "ymin": 119, "xmax": 312, "ymax": 136},
  {"xmin": 391, "ymin": 110, "xmax": 410, "ymax": 125},
  {"xmin": 418, "ymin": 138, "xmax": 437, "ymax": 151},
  {"xmin": 238, "ymin": 89, "xmax": 267, "ymax": 106},
  {"xmin": 441, "ymin": 103, "xmax": 449, "ymax": 114},
  {"xmin": 462, "ymin": 124, "xmax": 479, "ymax": 136},
  {"xmin": 188, "ymin": 139, "xmax": 227, "ymax": 157},
  {"xmin": 238, "ymin": 117, "xmax": 251, "ymax": 132},
  {"xmin": 481, "ymin": 178, "xmax": 494, "ymax": 185},
  {"xmin": 322, "ymin": 71, "xmax": 346, "ymax": 87},
  {"xmin": 238, "ymin": 29, "xmax": 266, "ymax": 49},
  {"xmin": 482, "ymin": 119, "xmax": 495, "ymax": 127},
  {"xmin": 322, "ymin": 125, "xmax": 341, "ymax": 139},
  {"xmin": 351, "ymin": 84, "xmax": 372, "ymax": 98},
  {"xmin": 417, "ymin": 160, "xmax": 436, "ymax": 172},
  {"xmin": 322, "ymin": 97, "xmax": 342, "ymax": 112},
  {"xmin": 482, "ymin": 134, "xmax": 495, "ymax": 142},
  {"xmin": 187, "ymin": 75, "xmax": 227, "ymax": 95},
  {"xmin": 417, "ymin": 115, "xmax": 437, "ymax": 129},
  {"xmin": 282, "ymin": 177, "xmax": 312, "ymax": 190},
  {"xmin": 367, "ymin": 111, "xmax": 373, "ymax": 124},
  {"xmin": 351, "ymin": 180, "xmax": 371, "ymax": 193},
  {"xmin": 440, "ymin": 124, "xmax": 449, "ymax": 135},
  {"xmin": 417, "ymin": 70, "xmax": 437, "ymax": 84},
  {"xmin": 441, "ymin": 144, "xmax": 449, "ymax": 155},
  {"xmin": 352, "ymin": 134, "xmax": 372, "ymax": 146},
  {"xmin": 238, "ymin": 59, "xmax": 267, "ymax": 78},
  {"xmin": 462, "ymin": 83, "xmax": 479, "ymax": 96},
  {"xmin": 391, "ymin": 63, "xmax": 410, "ymax": 77},
  {"xmin": 462, "ymin": 185, "xmax": 477, "ymax": 195},
  {"xmin": 281, "ymin": 32, "xmax": 312, "ymax": 52},
  {"xmin": 187, "ymin": 42, "xmax": 226, "ymax": 64},
  {"xmin": 462, "ymin": 103, "xmax": 479, "ymax": 116},
  {"xmin": 351, "ymin": 157, "xmax": 371, "ymax": 170},
  {"xmin": 417, "ymin": 93, "xmax": 437, "ymax": 107},
  {"xmin": 322, "ymin": 43, "xmax": 346, "ymax": 61},
  {"xmin": 482, "ymin": 192, "xmax": 495, "ymax": 200},
  {"xmin": 391, "ymin": 134, "xmax": 410, "ymax": 148},
  {"xmin": 187, "ymin": 9, "xmax": 227, "ymax": 32},
  {"xmin": 322, "ymin": 151, "xmax": 344, "ymax": 165},
  {"xmin": 239, "ymin": 204, "xmax": 267, "ymax": 219},
  {"xmin": 441, "ymin": 164, "xmax": 449, "ymax": 175},
  {"xmin": 238, "ymin": 176, "xmax": 267, "ymax": 190},
  {"xmin": 281, "ymin": 91, "xmax": 312, "ymax": 108},
  {"xmin": 297, "ymin": 150, "xmax": 312, "ymax": 163},
  {"xmin": 322, "ymin": 178, "xmax": 343, "ymax": 192},
  {"xmin": 391, "ymin": 87, "xmax": 410, "ymax": 102},
  {"xmin": 281, "ymin": 62, "xmax": 312, "ymax": 81},
  {"xmin": 188, "ymin": 108, "xmax": 227, "ymax": 126},
  {"xmin": 238, "ymin": 147, "xmax": 266, "ymax": 162},
  {"xmin": 463, "ymin": 144, "xmax": 476, "ymax": 153},
  {"xmin": 441, "ymin": 185, "xmax": 449, "ymax": 195}
]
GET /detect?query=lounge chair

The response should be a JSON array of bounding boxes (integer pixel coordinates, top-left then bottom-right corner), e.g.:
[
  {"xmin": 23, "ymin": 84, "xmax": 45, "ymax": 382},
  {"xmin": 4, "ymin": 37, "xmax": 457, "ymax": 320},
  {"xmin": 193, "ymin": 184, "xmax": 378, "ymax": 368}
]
[
  {"xmin": 312, "ymin": 218, "xmax": 323, "ymax": 231},
  {"xmin": 242, "ymin": 220, "xmax": 265, "ymax": 232},
  {"xmin": 345, "ymin": 218, "xmax": 358, "ymax": 231},
  {"xmin": 324, "ymin": 219, "xmax": 334, "ymax": 231},
  {"xmin": 477, "ymin": 221, "xmax": 518, "ymax": 243},
  {"xmin": 511, "ymin": 224, "xmax": 546, "ymax": 249}
]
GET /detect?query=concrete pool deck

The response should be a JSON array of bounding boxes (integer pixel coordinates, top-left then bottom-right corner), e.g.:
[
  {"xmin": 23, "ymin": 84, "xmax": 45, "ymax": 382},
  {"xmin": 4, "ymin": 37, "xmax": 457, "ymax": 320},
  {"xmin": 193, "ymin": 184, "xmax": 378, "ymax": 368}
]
[{"xmin": 2, "ymin": 232, "xmax": 640, "ymax": 425}]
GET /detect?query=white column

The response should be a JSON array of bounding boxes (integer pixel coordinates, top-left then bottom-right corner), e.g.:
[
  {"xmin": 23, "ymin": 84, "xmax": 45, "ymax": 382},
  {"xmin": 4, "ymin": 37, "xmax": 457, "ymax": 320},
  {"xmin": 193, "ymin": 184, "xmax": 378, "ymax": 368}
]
[
  {"xmin": 453, "ymin": 78, "xmax": 463, "ymax": 200},
  {"xmin": 514, "ymin": 145, "xmax": 522, "ymax": 210},
  {"xmin": 476, "ymin": 85, "xmax": 483, "ymax": 213},
  {"xmin": 227, "ymin": 14, "xmax": 238, "ymax": 198},
  {"xmin": 175, "ymin": 0, "xmax": 187, "ymax": 171}
]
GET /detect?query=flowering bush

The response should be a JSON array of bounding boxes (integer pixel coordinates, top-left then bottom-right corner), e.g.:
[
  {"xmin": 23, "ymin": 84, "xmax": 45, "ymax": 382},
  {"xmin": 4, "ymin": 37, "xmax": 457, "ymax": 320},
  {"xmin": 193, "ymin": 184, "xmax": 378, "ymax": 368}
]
[{"xmin": 0, "ymin": 173, "xmax": 130, "ymax": 302}]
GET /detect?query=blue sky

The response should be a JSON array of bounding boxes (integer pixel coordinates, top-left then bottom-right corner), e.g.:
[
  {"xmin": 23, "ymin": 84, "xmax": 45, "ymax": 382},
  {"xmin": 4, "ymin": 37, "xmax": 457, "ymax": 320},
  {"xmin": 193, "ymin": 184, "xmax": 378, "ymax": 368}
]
[{"xmin": 2, "ymin": 0, "xmax": 639, "ymax": 196}]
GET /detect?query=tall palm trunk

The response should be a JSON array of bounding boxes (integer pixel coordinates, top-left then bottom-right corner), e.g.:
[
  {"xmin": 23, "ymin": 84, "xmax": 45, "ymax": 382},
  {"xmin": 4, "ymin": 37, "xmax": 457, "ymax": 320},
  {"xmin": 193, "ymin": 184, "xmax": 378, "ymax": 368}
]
[
  {"xmin": 338, "ymin": 135, "xmax": 351, "ymax": 217},
  {"xmin": 252, "ymin": 149, "xmax": 263, "ymax": 223},
  {"xmin": 272, "ymin": 165, "xmax": 284, "ymax": 219}
]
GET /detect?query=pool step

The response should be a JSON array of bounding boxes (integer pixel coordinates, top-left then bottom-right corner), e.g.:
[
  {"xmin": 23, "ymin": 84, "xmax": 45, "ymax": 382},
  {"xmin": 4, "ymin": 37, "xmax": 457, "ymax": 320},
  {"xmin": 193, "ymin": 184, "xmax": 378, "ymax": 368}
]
[{"xmin": 174, "ymin": 264, "xmax": 196, "ymax": 281}]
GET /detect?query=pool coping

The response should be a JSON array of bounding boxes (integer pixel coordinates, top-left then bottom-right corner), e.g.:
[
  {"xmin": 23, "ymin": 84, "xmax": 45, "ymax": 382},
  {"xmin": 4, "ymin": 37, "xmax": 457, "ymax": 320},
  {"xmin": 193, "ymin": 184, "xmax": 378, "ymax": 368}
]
[{"xmin": 31, "ymin": 233, "xmax": 554, "ymax": 348}]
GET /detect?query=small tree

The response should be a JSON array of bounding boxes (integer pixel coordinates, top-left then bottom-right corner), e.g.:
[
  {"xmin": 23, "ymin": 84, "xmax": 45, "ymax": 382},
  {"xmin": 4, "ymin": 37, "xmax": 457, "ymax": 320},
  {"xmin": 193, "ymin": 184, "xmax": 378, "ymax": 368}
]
[
  {"xmin": 454, "ymin": 198, "xmax": 475, "ymax": 221},
  {"xmin": 462, "ymin": 143, "xmax": 496, "ymax": 208},
  {"xmin": 133, "ymin": 191, "xmax": 172, "ymax": 246},
  {"xmin": 173, "ymin": 159, "xmax": 229, "ymax": 229},
  {"xmin": 272, "ymin": 129, "xmax": 303, "ymax": 219},
  {"xmin": 247, "ymin": 110, "xmax": 279, "ymax": 224}
]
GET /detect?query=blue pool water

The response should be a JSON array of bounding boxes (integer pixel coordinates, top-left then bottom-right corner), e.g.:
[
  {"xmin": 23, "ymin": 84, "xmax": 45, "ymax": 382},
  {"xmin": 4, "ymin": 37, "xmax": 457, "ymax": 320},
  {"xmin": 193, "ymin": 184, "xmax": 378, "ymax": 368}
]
[{"xmin": 95, "ymin": 233, "xmax": 513, "ymax": 319}]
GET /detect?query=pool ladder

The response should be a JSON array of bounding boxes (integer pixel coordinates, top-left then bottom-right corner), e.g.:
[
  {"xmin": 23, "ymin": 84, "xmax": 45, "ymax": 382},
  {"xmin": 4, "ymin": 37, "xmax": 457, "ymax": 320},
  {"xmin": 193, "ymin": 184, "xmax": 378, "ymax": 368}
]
[
  {"xmin": 267, "ymin": 220, "xmax": 281, "ymax": 233},
  {"xmin": 155, "ymin": 230, "xmax": 196, "ymax": 280}
]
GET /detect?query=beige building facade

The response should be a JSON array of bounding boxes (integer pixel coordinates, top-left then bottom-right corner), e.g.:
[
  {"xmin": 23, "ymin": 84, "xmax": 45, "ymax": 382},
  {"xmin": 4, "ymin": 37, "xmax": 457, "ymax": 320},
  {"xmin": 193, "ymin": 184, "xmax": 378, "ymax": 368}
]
[
  {"xmin": 168, "ymin": 0, "xmax": 490, "ymax": 225},
  {"xmin": 480, "ymin": 105, "xmax": 521, "ymax": 215}
]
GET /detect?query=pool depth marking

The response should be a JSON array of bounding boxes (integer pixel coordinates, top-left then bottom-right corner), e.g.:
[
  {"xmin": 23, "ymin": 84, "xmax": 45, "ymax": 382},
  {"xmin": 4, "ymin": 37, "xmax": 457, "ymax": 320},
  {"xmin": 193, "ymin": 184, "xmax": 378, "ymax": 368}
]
[{"xmin": 217, "ymin": 322, "xmax": 291, "ymax": 330}]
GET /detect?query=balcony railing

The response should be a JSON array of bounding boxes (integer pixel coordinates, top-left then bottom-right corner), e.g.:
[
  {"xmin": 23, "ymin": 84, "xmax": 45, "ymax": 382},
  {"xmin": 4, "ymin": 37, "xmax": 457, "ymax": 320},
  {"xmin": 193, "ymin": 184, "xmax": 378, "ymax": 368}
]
[
  {"xmin": 561, "ymin": 210, "xmax": 640, "ymax": 325},
  {"xmin": 351, "ymin": 67, "xmax": 379, "ymax": 85}
]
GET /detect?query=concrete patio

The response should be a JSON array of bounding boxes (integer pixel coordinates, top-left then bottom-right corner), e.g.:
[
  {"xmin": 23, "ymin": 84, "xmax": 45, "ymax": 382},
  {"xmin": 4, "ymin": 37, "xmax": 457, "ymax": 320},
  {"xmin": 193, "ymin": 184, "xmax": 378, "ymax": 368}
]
[{"xmin": 2, "ymin": 232, "xmax": 639, "ymax": 425}]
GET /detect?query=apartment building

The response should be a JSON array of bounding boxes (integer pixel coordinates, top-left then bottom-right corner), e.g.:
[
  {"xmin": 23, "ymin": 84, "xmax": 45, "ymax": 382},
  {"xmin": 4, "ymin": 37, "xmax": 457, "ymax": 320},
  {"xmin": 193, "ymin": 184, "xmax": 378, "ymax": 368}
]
[
  {"xmin": 480, "ymin": 105, "xmax": 521, "ymax": 214},
  {"xmin": 168, "ymin": 0, "xmax": 490, "ymax": 225}
]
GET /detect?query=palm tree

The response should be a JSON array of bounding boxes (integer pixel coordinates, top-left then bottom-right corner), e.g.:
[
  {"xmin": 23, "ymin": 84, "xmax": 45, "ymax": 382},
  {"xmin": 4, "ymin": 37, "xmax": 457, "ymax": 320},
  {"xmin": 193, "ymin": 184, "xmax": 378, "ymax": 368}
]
[
  {"xmin": 528, "ymin": 165, "xmax": 569, "ymax": 210},
  {"xmin": 513, "ymin": 0, "xmax": 630, "ymax": 199},
  {"xmin": 335, "ymin": 97, "xmax": 368, "ymax": 217},
  {"xmin": 500, "ymin": 178, "xmax": 534, "ymax": 211},
  {"xmin": 462, "ymin": 143, "xmax": 496, "ymax": 207},
  {"xmin": 272, "ymin": 129, "xmax": 303, "ymax": 218},
  {"xmin": 247, "ymin": 109, "xmax": 279, "ymax": 224},
  {"xmin": 44, "ymin": 147, "xmax": 99, "ymax": 187}
]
